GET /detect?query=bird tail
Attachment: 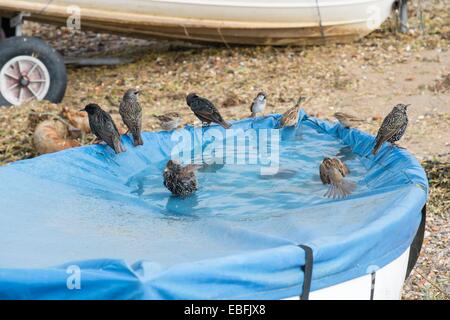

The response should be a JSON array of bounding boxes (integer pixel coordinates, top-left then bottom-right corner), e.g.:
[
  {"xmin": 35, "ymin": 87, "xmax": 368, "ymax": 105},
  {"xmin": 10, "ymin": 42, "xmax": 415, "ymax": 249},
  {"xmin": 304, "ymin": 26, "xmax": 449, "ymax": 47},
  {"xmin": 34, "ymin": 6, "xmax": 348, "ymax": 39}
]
[
  {"xmin": 324, "ymin": 178, "xmax": 356, "ymax": 199},
  {"xmin": 219, "ymin": 120, "xmax": 232, "ymax": 129},
  {"xmin": 113, "ymin": 137, "xmax": 125, "ymax": 154},
  {"xmin": 372, "ymin": 138, "xmax": 383, "ymax": 155},
  {"xmin": 132, "ymin": 131, "xmax": 144, "ymax": 146}
]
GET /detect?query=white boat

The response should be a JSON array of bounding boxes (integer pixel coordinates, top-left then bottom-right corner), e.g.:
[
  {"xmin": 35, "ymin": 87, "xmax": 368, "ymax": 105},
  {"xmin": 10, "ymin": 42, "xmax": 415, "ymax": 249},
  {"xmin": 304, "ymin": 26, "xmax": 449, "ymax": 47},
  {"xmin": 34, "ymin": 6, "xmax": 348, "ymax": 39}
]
[{"xmin": 0, "ymin": 0, "xmax": 397, "ymax": 45}]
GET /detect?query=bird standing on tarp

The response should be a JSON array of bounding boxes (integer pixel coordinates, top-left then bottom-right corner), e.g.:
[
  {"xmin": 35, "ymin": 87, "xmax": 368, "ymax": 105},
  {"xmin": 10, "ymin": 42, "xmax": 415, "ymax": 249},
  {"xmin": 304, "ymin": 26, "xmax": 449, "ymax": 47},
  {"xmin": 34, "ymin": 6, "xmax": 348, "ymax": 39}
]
[
  {"xmin": 372, "ymin": 103, "xmax": 409, "ymax": 155},
  {"xmin": 119, "ymin": 89, "xmax": 143, "ymax": 146},
  {"xmin": 163, "ymin": 160, "xmax": 200, "ymax": 197},
  {"xmin": 250, "ymin": 92, "xmax": 267, "ymax": 117},
  {"xmin": 334, "ymin": 112, "xmax": 365, "ymax": 128},
  {"xmin": 320, "ymin": 157, "xmax": 356, "ymax": 199},
  {"xmin": 154, "ymin": 112, "xmax": 182, "ymax": 131},
  {"xmin": 81, "ymin": 103, "xmax": 125, "ymax": 154},
  {"xmin": 279, "ymin": 96, "xmax": 306, "ymax": 128},
  {"xmin": 186, "ymin": 93, "xmax": 231, "ymax": 129}
]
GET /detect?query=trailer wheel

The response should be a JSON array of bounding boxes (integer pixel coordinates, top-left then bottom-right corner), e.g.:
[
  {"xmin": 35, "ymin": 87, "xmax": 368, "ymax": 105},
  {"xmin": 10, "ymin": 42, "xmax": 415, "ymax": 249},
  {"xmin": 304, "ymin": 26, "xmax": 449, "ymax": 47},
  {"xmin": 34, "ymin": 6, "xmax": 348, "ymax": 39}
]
[{"xmin": 0, "ymin": 36, "xmax": 67, "ymax": 107}]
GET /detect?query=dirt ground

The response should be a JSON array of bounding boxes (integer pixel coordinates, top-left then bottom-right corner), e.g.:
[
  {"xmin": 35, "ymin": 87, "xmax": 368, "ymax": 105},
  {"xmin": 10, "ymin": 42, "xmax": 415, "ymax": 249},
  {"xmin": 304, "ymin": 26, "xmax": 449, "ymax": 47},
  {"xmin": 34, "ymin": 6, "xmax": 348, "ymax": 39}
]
[{"xmin": 0, "ymin": 0, "xmax": 448, "ymax": 299}]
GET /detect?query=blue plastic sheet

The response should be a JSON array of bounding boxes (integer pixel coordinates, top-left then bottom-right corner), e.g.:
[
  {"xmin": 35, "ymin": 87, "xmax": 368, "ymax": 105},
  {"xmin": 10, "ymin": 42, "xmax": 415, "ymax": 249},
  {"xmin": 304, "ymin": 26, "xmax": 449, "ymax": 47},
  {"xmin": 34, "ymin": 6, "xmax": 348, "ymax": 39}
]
[{"xmin": 0, "ymin": 111, "xmax": 427, "ymax": 299}]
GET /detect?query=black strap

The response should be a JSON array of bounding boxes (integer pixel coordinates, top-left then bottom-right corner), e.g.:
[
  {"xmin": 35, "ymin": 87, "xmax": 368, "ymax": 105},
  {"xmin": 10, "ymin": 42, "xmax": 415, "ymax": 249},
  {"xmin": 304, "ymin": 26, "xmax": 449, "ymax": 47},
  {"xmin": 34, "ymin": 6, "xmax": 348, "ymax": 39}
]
[
  {"xmin": 370, "ymin": 272, "xmax": 376, "ymax": 300},
  {"xmin": 298, "ymin": 244, "xmax": 314, "ymax": 300},
  {"xmin": 406, "ymin": 204, "xmax": 426, "ymax": 279}
]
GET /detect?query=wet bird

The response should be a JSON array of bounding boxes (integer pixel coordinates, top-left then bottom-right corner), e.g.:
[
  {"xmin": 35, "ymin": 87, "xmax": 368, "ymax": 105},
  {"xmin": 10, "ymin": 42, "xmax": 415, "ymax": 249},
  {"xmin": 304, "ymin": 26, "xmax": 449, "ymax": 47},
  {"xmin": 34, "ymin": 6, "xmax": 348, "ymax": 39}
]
[
  {"xmin": 334, "ymin": 112, "xmax": 365, "ymax": 128},
  {"xmin": 154, "ymin": 112, "xmax": 182, "ymax": 131},
  {"xmin": 163, "ymin": 160, "xmax": 200, "ymax": 197},
  {"xmin": 372, "ymin": 103, "xmax": 409, "ymax": 155},
  {"xmin": 80, "ymin": 103, "xmax": 125, "ymax": 154},
  {"xmin": 279, "ymin": 96, "xmax": 306, "ymax": 128},
  {"xmin": 119, "ymin": 89, "xmax": 143, "ymax": 146},
  {"xmin": 250, "ymin": 91, "xmax": 267, "ymax": 117},
  {"xmin": 186, "ymin": 93, "xmax": 231, "ymax": 129},
  {"xmin": 319, "ymin": 157, "xmax": 356, "ymax": 199}
]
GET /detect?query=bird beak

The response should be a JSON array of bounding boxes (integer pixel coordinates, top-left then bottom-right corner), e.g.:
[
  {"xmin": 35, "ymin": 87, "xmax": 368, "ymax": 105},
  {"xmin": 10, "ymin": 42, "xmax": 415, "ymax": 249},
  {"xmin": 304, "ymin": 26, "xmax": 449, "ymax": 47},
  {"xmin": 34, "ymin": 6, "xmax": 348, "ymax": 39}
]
[
  {"xmin": 79, "ymin": 108, "xmax": 85, "ymax": 112},
  {"xmin": 405, "ymin": 104, "xmax": 411, "ymax": 109},
  {"xmin": 135, "ymin": 90, "xmax": 140, "ymax": 95}
]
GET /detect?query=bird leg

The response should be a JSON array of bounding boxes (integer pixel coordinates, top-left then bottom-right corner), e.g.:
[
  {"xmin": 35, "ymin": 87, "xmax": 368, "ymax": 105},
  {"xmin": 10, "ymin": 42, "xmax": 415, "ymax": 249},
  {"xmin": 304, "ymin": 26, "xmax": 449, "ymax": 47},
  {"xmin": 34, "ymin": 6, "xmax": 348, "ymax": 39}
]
[{"xmin": 92, "ymin": 137, "xmax": 103, "ymax": 144}]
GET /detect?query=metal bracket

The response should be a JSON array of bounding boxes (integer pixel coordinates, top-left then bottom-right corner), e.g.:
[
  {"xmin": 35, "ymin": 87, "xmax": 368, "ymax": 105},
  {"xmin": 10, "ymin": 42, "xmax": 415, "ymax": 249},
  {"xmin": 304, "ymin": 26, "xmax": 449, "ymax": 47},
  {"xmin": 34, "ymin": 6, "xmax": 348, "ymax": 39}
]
[
  {"xmin": 9, "ymin": 12, "xmax": 31, "ymax": 36},
  {"xmin": 398, "ymin": 0, "xmax": 409, "ymax": 33}
]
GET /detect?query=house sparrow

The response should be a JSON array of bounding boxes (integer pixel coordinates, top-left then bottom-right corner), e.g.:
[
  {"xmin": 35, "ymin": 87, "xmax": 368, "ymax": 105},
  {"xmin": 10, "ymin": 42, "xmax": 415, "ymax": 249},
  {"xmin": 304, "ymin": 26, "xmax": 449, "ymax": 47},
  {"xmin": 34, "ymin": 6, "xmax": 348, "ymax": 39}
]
[
  {"xmin": 372, "ymin": 103, "xmax": 409, "ymax": 155},
  {"xmin": 186, "ymin": 93, "xmax": 231, "ymax": 129},
  {"xmin": 279, "ymin": 96, "xmax": 306, "ymax": 128},
  {"xmin": 250, "ymin": 91, "xmax": 267, "ymax": 117},
  {"xmin": 154, "ymin": 112, "xmax": 182, "ymax": 131},
  {"xmin": 119, "ymin": 89, "xmax": 143, "ymax": 146},
  {"xmin": 80, "ymin": 103, "xmax": 125, "ymax": 154},
  {"xmin": 334, "ymin": 112, "xmax": 365, "ymax": 128},
  {"xmin": 319, "ymin": 157, "xmax": 356, "ymax": 199}
]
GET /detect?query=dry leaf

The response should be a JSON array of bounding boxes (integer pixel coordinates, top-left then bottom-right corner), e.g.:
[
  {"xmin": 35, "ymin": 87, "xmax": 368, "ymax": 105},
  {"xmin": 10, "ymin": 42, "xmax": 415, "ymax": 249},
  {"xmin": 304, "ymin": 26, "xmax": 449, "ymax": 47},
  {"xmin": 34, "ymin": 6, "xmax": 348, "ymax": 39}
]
[{"xmin": 33, "ymin": 120, "xmax": 80, "ymax": 155}]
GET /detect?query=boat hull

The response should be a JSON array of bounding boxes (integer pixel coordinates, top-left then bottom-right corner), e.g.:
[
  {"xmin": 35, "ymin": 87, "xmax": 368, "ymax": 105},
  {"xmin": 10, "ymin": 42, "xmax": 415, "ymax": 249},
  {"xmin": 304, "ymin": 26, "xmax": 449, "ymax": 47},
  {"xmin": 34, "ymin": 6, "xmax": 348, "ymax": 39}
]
[{"xmin": 0, "ymin": 0, "xmax": 396, "ymax": 45}]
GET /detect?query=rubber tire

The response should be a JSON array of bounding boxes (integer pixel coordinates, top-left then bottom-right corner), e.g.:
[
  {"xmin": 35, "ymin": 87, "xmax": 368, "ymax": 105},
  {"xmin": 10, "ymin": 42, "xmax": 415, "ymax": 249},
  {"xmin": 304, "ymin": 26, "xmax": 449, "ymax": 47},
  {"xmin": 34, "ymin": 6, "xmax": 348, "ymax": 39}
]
[
  {"xmin": 405, "ymin": 205, "xmax": 426, "ymax": 279},
  {"xmin": 0, "ymin": 36, "xmax": 67, "ymax": 106}
]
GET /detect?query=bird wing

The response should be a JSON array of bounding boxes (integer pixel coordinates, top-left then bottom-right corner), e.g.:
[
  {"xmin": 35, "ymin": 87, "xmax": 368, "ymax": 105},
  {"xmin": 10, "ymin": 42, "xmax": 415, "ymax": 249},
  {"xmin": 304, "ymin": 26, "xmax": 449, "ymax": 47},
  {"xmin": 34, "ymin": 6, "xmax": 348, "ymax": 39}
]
[
  {"xmin": 106, "ymin": 112, "xmax": 121, "ymax": 136},
  {"xmin": 189, "ymin": 96, "xmax": 216, "ymax": 114},
  {"xmin": 101, "ymin": 111, "xmax": 120, "ymax": 143},
  {"xmin": 250, "ymin": 97, "xmax": 257, "ymax": 112},
  {"xmin": 166, "ymin": 112, "xmax": 181, "ymax": 118},
  {"xmin": 120, "ymin": 101, "xmax": 142, "ymax": 130},
  {"xmin": 375, "ymin": 114, "xmax": 401, "ymax": 145},
  {"xmin": 319, "ymin": 160, "xmax": 331, "ymax": 184},
  {"xmin": 154, "ymin": 115, "xmax": 169, "ymax": 121},
  {"xmin": 335, "ymin": 112, "xmax": 363, "ymax": 122},
  {"xmin": 281, "ymin": 106, "xmax": 299, "ymax": 126},
  {"xmin": 194, "ymin": 99, "xmax": 226, "ymax": 123},
  {"xmin": 89, "ymin": 113, "xmax": 101, "ymax": 138},
  {"xmin": 332, "ymin": 158, "xmax": 349, "ymax": 176}
]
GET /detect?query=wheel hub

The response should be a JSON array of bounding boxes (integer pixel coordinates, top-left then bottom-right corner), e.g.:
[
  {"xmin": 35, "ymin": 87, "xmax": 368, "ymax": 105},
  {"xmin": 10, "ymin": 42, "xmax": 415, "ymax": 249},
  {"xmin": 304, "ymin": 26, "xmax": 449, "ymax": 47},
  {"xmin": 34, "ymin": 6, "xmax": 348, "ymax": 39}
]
[
  {"xmin": 0, "ymin": 55, "xmax": 50, "ymax": 106},
  {"xmin": 19, "ymin": 76, "xmax": 30, "ymax": 87}
]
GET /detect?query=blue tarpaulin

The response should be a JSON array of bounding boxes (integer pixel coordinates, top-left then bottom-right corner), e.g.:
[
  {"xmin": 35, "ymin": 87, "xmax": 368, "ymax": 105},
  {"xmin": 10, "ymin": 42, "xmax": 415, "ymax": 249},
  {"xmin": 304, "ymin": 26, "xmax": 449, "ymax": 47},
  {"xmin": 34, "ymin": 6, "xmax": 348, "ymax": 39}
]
[{"xmin": 0, "ymin": 111, "xmax": 427, "ymax": 299}]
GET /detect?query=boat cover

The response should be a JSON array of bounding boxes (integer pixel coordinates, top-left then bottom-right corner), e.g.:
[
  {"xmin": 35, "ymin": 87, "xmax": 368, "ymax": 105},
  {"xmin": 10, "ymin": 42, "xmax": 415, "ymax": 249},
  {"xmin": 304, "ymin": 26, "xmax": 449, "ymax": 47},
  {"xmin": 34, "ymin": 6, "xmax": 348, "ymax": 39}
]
[{"xmin": 0, "ymin": 111, "xmax": 428, "ymax": 299}]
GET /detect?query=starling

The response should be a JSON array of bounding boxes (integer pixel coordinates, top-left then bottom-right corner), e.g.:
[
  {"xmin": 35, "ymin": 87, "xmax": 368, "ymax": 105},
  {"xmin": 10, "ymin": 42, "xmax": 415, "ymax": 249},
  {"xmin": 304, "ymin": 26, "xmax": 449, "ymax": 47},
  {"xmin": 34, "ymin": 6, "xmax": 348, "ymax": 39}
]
[
  {"xmin": 319, "ymin": 157, "xmax": 356, "ymax": 199},
  {"xmin": 80, "ymin": 103, "xmax": 125, "ymax": 154},
  {"xmin": 163, "ymin": 160, "xmax": 199, "ymax": 197},
  {"xmin": 334, "ymin": 112, "xmax": 365, "ymax": 128},
  {"xmin": 119, "ymin": 89, "xmax": 143, "ymax": 146},
  {"xmin": 154, "ymin": 112, "xmax": 182, "ymax": 131},
  {"xmin": 186, "ymin": 93, "xmax": 231, "ymax": 129},
  {"xmin": 279, "ymin": 96, "xmax": 306, "ymax": 128},
  {"xmin": 250, "ymin": 91, "xmax": 267, "ymax": 117},
  {"xmin": 372, "ymin": 103, "xmax": 409, "ymax": 155}
]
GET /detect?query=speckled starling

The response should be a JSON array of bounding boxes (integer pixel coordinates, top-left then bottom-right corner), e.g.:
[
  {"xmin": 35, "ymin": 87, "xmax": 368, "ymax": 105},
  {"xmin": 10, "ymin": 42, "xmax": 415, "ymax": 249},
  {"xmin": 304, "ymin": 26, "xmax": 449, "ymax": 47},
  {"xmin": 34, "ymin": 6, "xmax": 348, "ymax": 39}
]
[
  {"xmin": 119, "ymin": 89, "xmax": 143, "ymax": 146},
  {"xmin": 186, "ymin": 93, "xmax": 231, "ymax": 129},
  {"xmin": 80, "ymin": 103, "xmax": 125, "ymax": 154},
  {"xmin": 334, "ymin": 112, "xmax": 365, "ymax": 128},
  {"xmin": 154, "ymin": 112, "xmax": 182, "ymax": 131},
  {"xmin": 250, "ymin": 92, "xmax": 267, "ymax": 117},
  {"xmin": 372, "ymin": 103, "xmax": 409, "ymax": 155},
  {"xmin": 279, "ymin": 96, "xmax": 306, "ymax": 128},
  {"xmin": 319, "ymin": 157, "xmax": 356, "ymax": 199},
  {"xmin": 163, "ymin": 160, "xmax": 199, "ymax": 197}
]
